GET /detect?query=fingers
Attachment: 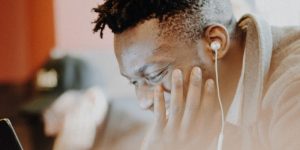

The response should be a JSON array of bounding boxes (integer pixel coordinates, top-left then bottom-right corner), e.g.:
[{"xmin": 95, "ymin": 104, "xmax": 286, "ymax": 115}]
[
  {"xmin": 143, "ymin": 86, "xmax": 166, "ymax": 150},
  {"xmin": 181, "ymin": 67, "xmax": 202, "ymax": 132},
  {"xmin": 155, "ymin": 67, "xmax": 218, "ymax": 138},
  {"xmin": 154, "ymin": 85, "xmax": 167, "ymax": 129},
  {"xmin": 167, "ymin": 69, "xmax": 184, "ymax": 130},
  {"xmin": 199, "ymin": 79, "xmax": 221, "ymax": 141},
  {"xmin": 200, "ymin": 79, "xmax": 217, "ymax": 116}
]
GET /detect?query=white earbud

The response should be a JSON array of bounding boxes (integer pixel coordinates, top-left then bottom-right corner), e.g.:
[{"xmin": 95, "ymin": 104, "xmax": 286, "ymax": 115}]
[{"xmin": 210, "ymin": 41, "xmax": 221, "ymax": 52}]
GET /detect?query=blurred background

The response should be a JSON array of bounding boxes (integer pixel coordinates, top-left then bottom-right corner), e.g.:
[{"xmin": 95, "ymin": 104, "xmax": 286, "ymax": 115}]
[{"xmin": 0, "ymin": 0, "xmax": 299, "ymax": 149}]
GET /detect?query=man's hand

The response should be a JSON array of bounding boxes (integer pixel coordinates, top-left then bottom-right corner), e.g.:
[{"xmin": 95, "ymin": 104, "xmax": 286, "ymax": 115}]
[{"xmin": 142, "ymin": 67, "xmax": 221, "ymax": 150}]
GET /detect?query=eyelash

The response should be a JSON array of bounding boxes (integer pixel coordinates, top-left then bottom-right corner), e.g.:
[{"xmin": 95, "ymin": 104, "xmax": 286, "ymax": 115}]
[
  {"xmin": 129, "ymin": 66, "xmax": 170, "ymax": 86},
  {"xmin": 129, "ymin": 72, "xmax": 166, "ymax": 86},
  {"xmin": 147, "ymin": 69, "xmax": 168, "ymax": 84}
]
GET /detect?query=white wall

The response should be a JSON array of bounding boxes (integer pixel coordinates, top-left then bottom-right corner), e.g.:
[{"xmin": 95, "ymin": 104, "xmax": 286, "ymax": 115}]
[
  {"xmin": 231, "ymin": 0, "xmax": 300, "ymax": 26},
  {"xmin": 256, "ymin": 0, "xmax": 300, "ymax": 26}
]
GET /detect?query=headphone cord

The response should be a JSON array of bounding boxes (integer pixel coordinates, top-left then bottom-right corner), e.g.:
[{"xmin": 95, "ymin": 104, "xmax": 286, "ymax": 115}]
[{"xmin": 215, "ymin": 52, "xmax": 225, "ymax": 150}]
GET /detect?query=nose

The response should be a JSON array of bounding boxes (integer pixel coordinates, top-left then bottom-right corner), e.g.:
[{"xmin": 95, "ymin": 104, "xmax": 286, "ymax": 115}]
[{"xmin": 135, "ymin": 84, "xmax": 154, "ymax": 110}]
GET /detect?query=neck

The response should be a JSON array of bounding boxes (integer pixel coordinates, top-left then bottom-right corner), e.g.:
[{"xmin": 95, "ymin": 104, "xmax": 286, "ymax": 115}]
[{"xmin": 218, "ymin": 27, "xmax": 246, "ymax": 114}]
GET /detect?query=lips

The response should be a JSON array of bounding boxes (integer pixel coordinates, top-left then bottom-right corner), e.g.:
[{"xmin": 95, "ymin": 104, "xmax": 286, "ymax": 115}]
[{"xmin": 139, "ymin": 92, "xmax": 171, "ymax": 112}]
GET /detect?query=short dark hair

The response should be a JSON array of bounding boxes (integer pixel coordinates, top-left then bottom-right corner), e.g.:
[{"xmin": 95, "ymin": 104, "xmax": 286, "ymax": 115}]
[
  {"xmin": 93, "ymin": 0, "xmax": 235, "ymax": 40},
  {"xmin": 93, "ymin": 0, "xmax": 197, "ymax": 38}
]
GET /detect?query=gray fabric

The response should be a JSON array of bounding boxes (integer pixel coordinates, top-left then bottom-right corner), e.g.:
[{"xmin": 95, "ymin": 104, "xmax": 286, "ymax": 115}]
[{"xmin": 221, "ymin": 14, "xmax": 300, "ymax": 150}]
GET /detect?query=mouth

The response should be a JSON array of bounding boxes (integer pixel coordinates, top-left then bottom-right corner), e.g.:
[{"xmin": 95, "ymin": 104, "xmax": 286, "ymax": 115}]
[
  {"xmin": 147, "ymin": 105, "xmax": 170, "ymax": 119},
  {"xmin": 140, "ymin": 93, "xmax": 171, "ymax": 115},
  {"xmin": 147, "ymin": 98, "xmax": 170, "ymax": 116}
]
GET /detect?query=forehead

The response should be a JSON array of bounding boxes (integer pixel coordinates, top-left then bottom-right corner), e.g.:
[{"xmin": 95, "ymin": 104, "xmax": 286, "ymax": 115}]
[
  {"xmin": 114, "ymin": 19, "xmax": 160, "ymax": 55},
  {"xmin": 114, "ymin": 19, "xmax": 166, "ymax": 72}
]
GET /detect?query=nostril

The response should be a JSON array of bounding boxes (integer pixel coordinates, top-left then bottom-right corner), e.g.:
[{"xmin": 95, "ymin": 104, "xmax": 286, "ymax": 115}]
[
  {"xmin": 161, "ymin": 84, "xmax": 171, "ymax": 93},
  {"xmin": 139, "ymin": 99, "xmax": 154, "ymax": 110}
]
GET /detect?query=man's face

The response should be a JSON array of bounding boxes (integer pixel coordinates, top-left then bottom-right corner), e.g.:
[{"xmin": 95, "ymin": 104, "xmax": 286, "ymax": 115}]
[{"xmin": 114, "ymin": 19, "xmax": 214, "ymax": 113}]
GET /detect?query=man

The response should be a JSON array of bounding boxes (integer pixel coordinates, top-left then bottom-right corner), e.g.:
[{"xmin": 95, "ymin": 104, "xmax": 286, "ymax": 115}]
[{"xmin": 93, "ymin": 0, "xmax": 300, "ymax": 149}]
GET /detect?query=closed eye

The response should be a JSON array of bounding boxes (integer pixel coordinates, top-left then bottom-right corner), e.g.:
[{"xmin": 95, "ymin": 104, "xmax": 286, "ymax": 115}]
[{"xmin": 146, "ymin": 69, "xmax": 168, "ymax": 84}]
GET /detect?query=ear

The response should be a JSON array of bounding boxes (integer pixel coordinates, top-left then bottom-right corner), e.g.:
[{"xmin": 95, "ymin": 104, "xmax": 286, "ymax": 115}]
[{"xmin": 203, "ymin": 24, "xmax": 230, "ymax": 60}]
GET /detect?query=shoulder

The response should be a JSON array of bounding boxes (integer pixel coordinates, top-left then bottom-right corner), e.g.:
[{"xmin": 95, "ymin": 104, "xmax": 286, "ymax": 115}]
[
  {"xmin": 271, "ymin": 26, "xmax": 300, "ymax": 54},
  {"xmin": 266, "ymin": 27, "xmax": 300, "ymax": 96},
  {"xmin": 263, "ymin": 36, "xmax": 300, "ymax": 109},
  {"xmin": 262, "ymin": 80, "xmax": 300, "ymax": 150},
  {"xmin": 262, "ymin": 60, "xmax": 300, "ymax": 113}
]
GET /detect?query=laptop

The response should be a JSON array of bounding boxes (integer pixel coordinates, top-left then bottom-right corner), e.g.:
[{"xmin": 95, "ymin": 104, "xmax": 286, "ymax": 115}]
[{"xmin": 0, "ymin": 119, "xmax": 23, "ymax": 150}]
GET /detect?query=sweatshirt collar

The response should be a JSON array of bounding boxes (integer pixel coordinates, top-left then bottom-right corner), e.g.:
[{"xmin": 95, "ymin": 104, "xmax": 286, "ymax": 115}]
[{"xmin": 226, "ymin": 14, "xmax": 273, "ymax": 126}]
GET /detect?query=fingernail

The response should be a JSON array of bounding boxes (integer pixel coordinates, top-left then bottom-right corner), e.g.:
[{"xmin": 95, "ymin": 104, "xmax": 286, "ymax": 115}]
[
  {"xmin": 172, "ymin": 69, "xmax": 182, "ymax": 81},
  {"xmin": 192, "ymin": 67, "xmax": 201, "ymax": 80},
  {"xmin": 206, "ymin": 79, "xmax": 214, "ymax": 91}
]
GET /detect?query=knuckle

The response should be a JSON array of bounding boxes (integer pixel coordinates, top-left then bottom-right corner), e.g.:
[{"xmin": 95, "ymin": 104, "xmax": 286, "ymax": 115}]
[
  {"xmin": 154, "ymin": 97, "xmax": 160, "ymax": 104},
  {"xmin": 174, "ymin": 81, "xmax": 183, "ymax": 89},
  {"xmin": 186, "ymin": 103, "xmax": 200, "ymax": 112},
  {"xmin": 170, "ymin": 106, "xmax": 183, "ymax": 116},
  {"xmin": 191, "ymin": 78, "xmax": 201, "ymax": 87}
]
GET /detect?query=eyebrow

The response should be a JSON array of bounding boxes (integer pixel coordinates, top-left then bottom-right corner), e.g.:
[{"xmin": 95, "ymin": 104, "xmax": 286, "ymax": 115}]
[
  {"xmin": 121, "ymin": 73, "xmax": 130, "ymax": 79},
  {"xmin": 123, "ymin": 62, "xmax": 171, "ymax": 79},
  {"xmin": 120, "ymin": 45, "xmax": 174, "ymax": 79},
  {"xmin": 137, "ymin": 64, "xmax": 149, "ymax": 74},
  {"xmin": 121, "ymin": 64, "xmax": 149, "ymax": 79}
]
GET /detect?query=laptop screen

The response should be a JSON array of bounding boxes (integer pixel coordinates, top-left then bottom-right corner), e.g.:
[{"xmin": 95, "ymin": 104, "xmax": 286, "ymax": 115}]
[{"xmin": 0, "ymin": 119, "xmax": 23, "ymax": 150}]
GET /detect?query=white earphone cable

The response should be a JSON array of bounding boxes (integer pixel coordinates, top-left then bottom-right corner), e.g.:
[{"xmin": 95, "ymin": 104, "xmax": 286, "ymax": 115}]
[{"xmin": 215, "ymin": 48, "xmax": 225, "ymax": 150}]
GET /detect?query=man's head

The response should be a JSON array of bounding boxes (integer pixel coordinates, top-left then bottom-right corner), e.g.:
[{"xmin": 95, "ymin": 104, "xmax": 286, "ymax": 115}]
[{"xmin": 94, "ymin": 0, "xmax": 236, "ymax": 111}]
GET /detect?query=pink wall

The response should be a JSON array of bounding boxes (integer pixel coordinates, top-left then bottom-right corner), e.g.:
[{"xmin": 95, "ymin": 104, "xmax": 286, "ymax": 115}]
[{"xmin": 54, "ymin": 0, "xmax": 113, "ymax": 51}]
